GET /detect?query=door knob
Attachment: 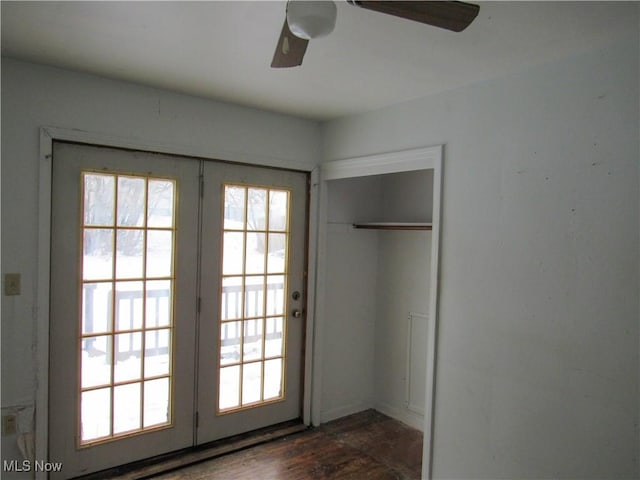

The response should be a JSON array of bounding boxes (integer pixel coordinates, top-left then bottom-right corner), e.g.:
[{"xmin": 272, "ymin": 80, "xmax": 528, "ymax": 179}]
[{"xmin": 292, "ymin": 309, "xmax": 303, "ymax": 319}]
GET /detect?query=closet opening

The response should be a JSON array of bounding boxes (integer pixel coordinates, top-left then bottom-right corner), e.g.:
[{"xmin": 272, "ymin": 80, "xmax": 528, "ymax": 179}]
[{"xmin": 313, "ymin": 146, "xmax": 442, "ymax": 480}]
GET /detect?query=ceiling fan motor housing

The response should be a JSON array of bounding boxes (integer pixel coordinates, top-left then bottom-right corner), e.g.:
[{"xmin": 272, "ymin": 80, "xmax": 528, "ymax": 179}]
[{"xmin": 286, "ymin": 0, "xmax": 337, "ymax": 40}]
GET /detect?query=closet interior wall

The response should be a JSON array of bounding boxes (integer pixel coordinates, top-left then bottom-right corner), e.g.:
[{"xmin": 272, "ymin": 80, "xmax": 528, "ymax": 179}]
[{"xmin": 321, "ymin": 170, "xmax": 433, "ymax": 430}]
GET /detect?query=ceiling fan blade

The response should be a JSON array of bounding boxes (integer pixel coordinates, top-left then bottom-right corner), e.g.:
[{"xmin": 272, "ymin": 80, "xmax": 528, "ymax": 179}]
[
  {"xmin": 271, "ymin": 20, "xmax": 309, "ymax": 68},
  {"xmin": 347, "ymin": 1, "xmax": 480, "ymax": 32}
]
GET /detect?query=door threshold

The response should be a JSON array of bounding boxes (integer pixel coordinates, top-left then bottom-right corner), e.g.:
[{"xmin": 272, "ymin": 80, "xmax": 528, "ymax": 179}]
[{"xmin": 75, "ymin": 420, "xmax": 308, "ymax": 480}]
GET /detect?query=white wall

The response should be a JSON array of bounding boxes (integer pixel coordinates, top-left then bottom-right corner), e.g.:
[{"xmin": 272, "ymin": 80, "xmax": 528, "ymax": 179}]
[
  {"xmin": 1, "ymin": 57, "xmax": 321, "ymax": 463},
  {"xmin": 322, "ymin": 36, "xmax": 640, "ymax": 479},
  {"xmin": 321, "ymin": 176, "xmax": 382, "ymax": 420},
  {"xmin": 379, "ymin": 170, "xmax": 433, "ymax": 223},
  {"xmin": 374, "ymin": 230, "xmax": 431, "ymax": 429}
]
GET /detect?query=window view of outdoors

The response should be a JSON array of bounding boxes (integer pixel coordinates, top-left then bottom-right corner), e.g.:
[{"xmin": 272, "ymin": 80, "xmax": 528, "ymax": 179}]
[
  {"xmin": 80, "ymin": 175, "xmax": 291, "ymax": 440},
  {"xmin": 80, "ymin": 172, "xmax": 175, "ymax": 444},
  {"xmin": 218, "ymin": 185, "xmax": 290, "ymax": 412}
]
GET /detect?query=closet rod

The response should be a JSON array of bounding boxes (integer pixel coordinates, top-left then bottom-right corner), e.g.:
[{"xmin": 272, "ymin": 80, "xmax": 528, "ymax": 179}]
[{"xmin": 352, "ymin": 222, "xmax": 432, "ymax": 231}]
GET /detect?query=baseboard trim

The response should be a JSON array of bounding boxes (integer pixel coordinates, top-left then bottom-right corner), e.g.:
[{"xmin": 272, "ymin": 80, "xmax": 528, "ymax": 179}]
[
  {"xmin": 320, "ymin": 401, "xmax": 373, "ymax": 424},
  {"xmin": 374, "ymin": 402, "xmax": 424, "ymax": 432}
]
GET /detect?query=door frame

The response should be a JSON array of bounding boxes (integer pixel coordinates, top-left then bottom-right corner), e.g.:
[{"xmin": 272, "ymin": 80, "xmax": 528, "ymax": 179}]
[
  {"xmin": 314, "ymin": 145, "xmax": 443, "ymax": 480},
  {"xmin": 36, "ymin": 126, "xmax": 320, "ymax": 478}
]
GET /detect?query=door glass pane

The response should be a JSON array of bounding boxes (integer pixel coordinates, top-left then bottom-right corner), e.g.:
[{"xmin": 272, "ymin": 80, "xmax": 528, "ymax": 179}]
[
  {"xmin": 83, "ymin": 229, "xmax": 113, "ymax": 280},
  {"xmin": 220, "ymin": 321, "xmax": 241, "ymax": 366},
  {"xmin": 243, "ymin": 319, "xmax": 263, "ymax": 362},
  {"xmin": 116, "ymin": 229, "xmax": 144, "ymax": 279},
  {"xmin": 113, "ymin": 383, "xmax": 141, "ymax": 434},
  {"xmin": 245, "ymin": 232, "xmax": 265, "ymax": 274},
  {"xmin": 81, "ymin": 388, "xmax": 111, "ymax": 442},
  {"xmin": 117, "ymin": 177, "xmax": 145, "ymax": 227},
  {"xmin": 82, "ymin": 283, "xmax": 112, "ymax": 334},
  {"xmin": 266, "ymin": 275, "xmax": 285, "ymax": 316},
  {"xmin": 144, "ymin": 378, "xmax": 170, "ymax": 428},
  {"xmin": 219, "ymin": 365, "xmax": 240, "ymax": 410},
  {"xmin": 263, "ymin": 359, "xmax": 283, "ymax": 401},
  {"xmin": 265, "ymin": 317, "xmax": 284, "ymax": 358},
  {"xmin": 145, "ymin": 329, "xmax": 171, "ymax": 377},
  {"xmin": 81, "ymin": 336, "xmax": 112, "ymax": 388},
  {"xmin": 221, "ymin": 277, "xmax": 243, "ymax": 320},
  {"xmin": 247, "ymin": 188, "xmax": 267, "ymax": 230},
  {"xmin": 146, "ymin": 280, "xmax": 171, "ymax": 328},
  {"xmin": 244, "ymin": 276, "xmax": 264, "ymax": 318},
  {"xmin": 224, "ymin": 186, "xmax": 245, "ymax": 230},
  {"xmin": 242, "ymin": 362, "xmax": 262, "ymax": 405},
  {"xmin": 79, "ymin": 172, "xmax": 176, "ymax": 445},
  {"xmin": 218, "ymin": 185, "xmax": 290, "ymax": 413},
  {"xmin": 115, "ymin": 281, "xmax": 144, "ymax": 331},
  {"xmin": 114, "ymin": 332, "xmax": 142, "ymax": 382},
  {"xmin": 84, "ymin": 174, "xmax": 115, "ymax": 226},
  {"xmin": 222, "ymin": 232, "xmax": 244, "ymax": 275},
  {"xmin": 268, "ymin": 190, "xmax": 288, "ymax": 231},
  {"xmin": 267, "ymin": 233, "xmax": 286, "ymax": 273},
  {"xmin": 147, "ymin": 230, "xmax": 173, "ymax": 278},
  {"xmin": 147, "ymin": 180, "xmax": 174, "ymax": 228}
]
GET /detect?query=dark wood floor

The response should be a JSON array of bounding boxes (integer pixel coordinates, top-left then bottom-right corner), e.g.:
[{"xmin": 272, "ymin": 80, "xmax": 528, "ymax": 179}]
[{"xmin": 152, "ymin": 410, "xmax": 423, "ymax": 480}]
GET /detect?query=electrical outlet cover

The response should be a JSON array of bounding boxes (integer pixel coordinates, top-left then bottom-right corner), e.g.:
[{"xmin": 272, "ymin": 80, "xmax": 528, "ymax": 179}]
[
  {"xmin": 4, "ymin": 273, "xmax": 21, "ymax": 296},
  {"xmin": 2, "ymin": 414, "xmax": 17, "ymax": 435}
]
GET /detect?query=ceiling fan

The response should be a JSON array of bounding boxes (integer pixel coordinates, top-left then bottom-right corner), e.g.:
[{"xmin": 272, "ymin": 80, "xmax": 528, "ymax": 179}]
[{"xmin": 271, "ymin": 1, "xmax": 480, "ymax": 68}]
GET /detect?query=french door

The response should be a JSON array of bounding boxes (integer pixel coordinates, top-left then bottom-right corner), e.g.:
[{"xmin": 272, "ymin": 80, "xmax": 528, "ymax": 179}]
[{"xmin": 49, "ymin": 142, "xmax": 308, "ymax": 478}]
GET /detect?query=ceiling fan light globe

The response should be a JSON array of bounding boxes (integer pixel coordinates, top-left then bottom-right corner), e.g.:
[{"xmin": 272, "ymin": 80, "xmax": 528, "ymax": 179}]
[{"xmin": 286, "ymin": 0, "xmax": 337, "ymax": 40}]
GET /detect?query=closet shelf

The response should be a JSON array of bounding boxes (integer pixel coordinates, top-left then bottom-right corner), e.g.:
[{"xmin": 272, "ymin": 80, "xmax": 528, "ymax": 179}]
[{"xmin": 352, "ymin": 222, "xmax": 432, "ymax": 231}]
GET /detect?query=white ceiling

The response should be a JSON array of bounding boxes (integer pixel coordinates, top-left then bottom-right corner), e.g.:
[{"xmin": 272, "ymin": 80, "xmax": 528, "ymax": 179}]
[{"xmin": 1, "ymin": 1, "xmax": 637, "ymax": 121}]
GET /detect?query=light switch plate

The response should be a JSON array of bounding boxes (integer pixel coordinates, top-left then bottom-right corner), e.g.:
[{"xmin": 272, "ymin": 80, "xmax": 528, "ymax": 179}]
[
  {"xmin": 4, "ymin": 273, "xmax": 21, "ymax": 296},
  {"xmin": 2, "ymin": 414, "xmax": 17, "ymax": 435}
]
